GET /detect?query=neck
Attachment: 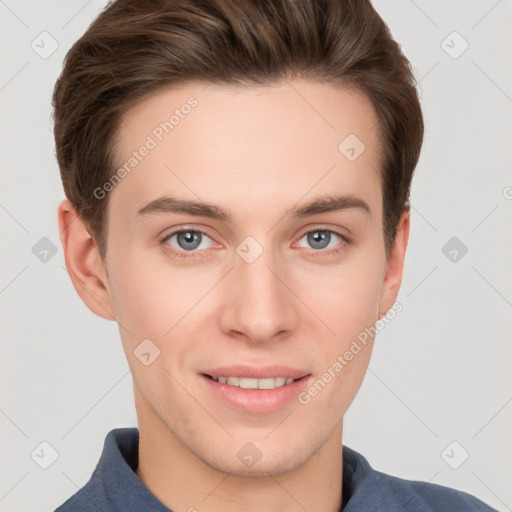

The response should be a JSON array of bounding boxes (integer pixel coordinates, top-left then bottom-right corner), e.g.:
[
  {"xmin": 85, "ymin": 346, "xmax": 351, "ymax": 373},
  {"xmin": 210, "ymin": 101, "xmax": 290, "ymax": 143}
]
[{"xmin": 134, "ymin": 390, "xmax": 344, "ymax": 512}]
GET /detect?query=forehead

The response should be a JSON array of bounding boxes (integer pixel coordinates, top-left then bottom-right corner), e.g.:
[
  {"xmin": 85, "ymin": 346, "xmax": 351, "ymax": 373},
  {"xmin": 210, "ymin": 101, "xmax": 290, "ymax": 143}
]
[{"xmin": 109, "ymin": 79, "xmax": 382, "ymax": 224}]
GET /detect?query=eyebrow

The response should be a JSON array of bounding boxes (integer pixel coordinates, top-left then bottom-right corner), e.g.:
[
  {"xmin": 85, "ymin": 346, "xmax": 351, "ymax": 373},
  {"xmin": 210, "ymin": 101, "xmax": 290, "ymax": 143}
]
[{"xmin": 135, "ymin": 193, "xmax": 371, "ymax": 222}]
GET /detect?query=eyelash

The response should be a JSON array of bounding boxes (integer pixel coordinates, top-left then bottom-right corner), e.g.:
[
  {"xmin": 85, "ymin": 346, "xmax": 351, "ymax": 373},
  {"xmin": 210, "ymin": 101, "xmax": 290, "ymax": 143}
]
[{"xmin": 159, "ymin": 227, "xmax": 351, "ymax": 261}]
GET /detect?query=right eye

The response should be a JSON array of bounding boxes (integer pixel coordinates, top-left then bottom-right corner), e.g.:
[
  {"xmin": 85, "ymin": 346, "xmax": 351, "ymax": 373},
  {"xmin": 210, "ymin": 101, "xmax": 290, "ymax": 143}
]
[{"xmin": 161, "ymin": 229, "xmax": 216, "ymax": 260}]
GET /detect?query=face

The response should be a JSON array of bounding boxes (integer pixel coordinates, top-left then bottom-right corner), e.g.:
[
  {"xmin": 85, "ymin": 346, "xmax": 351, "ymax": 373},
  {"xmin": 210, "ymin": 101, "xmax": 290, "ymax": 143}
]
[{"xmin": 61, "ymin": 79, "xmax": 408, "ymax": 477}]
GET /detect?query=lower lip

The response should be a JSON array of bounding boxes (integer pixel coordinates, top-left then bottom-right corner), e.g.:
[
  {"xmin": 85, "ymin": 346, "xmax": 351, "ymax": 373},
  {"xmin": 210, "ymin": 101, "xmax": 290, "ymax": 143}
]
[{"xmin": 200, "ymin": 374, "xmax": 312, "ymax": 414}]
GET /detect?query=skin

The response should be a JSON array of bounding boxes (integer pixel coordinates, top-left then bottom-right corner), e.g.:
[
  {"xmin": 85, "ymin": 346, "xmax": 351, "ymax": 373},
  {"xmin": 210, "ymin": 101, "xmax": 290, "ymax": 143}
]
[{"xmin": 58, "ymin": 79, "xmax": 409, "ymax": 512}]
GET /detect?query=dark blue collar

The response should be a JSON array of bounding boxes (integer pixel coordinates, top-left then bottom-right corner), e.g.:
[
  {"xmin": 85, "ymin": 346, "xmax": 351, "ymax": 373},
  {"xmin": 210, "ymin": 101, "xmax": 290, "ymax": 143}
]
[{"xmin": 55, "ymin": 427, "xmax": 495, "ymax": 511}]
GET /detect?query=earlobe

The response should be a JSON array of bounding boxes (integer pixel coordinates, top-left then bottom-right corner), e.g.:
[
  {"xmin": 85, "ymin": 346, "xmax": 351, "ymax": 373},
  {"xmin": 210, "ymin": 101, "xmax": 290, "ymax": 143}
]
[
  {"xmin": 378, "ymin": 210, "xmax": 410, "ymax": 318},
  {"xmin": 57, "ymin": 199, "xmax": 116, "ymax": 321}
]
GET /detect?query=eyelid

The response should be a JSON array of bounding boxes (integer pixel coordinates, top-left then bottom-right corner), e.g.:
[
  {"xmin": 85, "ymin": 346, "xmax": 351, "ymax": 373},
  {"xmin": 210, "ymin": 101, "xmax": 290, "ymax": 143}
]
[
  {"xmin": 160, "ymin": 225, "xmax": 217, "ymax": 247},
  {"xmin": 160, "ymin": 225, "xmax": 351, "ymax": 244},
  {"xmin": 295, "ymin": 223, "xmax": 352, "ymax": 240}
]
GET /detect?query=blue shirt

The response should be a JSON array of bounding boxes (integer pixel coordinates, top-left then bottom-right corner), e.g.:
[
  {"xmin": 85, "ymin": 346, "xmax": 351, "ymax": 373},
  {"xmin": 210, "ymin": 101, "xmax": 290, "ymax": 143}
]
[{"xmin": 54, "ymin": 427, "xmax": 497, "ymax": 511}]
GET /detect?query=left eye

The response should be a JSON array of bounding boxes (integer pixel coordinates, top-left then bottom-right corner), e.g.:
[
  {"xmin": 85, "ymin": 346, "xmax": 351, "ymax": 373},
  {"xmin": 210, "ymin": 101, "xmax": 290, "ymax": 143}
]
[{"xmin": 297, "ymin": 229, "xmax": 345, "ymax": 251}]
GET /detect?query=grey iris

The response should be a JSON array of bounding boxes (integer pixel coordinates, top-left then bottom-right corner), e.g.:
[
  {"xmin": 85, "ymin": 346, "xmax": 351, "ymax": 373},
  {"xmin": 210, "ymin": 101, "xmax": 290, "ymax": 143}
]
[
  {"xmin": 177, "ymin": 231, "xmax": 202, "ymax": 250},
  {"xmin": 308, "ymin": 230, "xmax": 330, "ymax": 249}
]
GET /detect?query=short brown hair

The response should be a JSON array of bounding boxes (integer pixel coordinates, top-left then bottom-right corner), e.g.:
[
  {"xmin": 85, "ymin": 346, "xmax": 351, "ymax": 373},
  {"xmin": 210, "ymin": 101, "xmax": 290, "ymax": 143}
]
[{"xmin": 53, "ymin": 0, "xmax": 423, "ymax": 261}]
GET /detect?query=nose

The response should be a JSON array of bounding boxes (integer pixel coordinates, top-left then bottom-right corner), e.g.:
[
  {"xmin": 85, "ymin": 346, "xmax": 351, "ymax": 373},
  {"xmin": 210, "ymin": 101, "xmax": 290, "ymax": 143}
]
[{"xmin": 218, "ymin": 245, "xmax": 298, "ymax": 345}]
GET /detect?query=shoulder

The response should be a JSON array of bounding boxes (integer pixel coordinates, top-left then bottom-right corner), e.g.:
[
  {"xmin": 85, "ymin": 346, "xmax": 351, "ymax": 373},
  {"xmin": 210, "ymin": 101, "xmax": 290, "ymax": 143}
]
[
  {"xmin": 53, "ymin": 481, "xmax": 106, "ymax": 512},
  {"xmin": 53, "ymin": 465, "xmax": 110, "ymax": 512},
  {"xmin": 376, "ymin": 470, "xmax": 498, "ymax": 511},
  {"xmin": 342, "ymin": 445, "xmax": 497, "ymax": 511},
  {"xmin": 53, "ymin": 428, "xmax": 138, "ymax": 512}
]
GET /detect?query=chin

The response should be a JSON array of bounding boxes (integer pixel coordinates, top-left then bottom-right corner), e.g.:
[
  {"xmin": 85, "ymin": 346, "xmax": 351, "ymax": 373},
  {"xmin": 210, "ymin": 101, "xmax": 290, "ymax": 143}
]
[
  {"xmin": 193, "ymin": 436, "xmax": 317, "ymax": 477},
  {"xmin": 208, "ymin": 451, "xmax": 307, "ymax": 477}
]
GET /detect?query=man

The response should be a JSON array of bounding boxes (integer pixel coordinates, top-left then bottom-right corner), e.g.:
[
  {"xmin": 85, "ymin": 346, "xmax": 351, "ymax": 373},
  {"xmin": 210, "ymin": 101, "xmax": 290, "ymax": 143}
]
[{"xmin": 53, "ymin": 0, "xmax": 497, "ymax": 510}]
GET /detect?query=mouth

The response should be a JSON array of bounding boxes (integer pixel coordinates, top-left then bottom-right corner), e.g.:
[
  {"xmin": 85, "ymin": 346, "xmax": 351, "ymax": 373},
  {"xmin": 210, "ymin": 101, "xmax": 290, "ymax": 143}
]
[
  {"xmin": 202, "ymin": 374, "xmax": 304, "ymax": 390},
  {"xmin": 199, "ymin": 366, "xmax": 312, "ymax": 413}
]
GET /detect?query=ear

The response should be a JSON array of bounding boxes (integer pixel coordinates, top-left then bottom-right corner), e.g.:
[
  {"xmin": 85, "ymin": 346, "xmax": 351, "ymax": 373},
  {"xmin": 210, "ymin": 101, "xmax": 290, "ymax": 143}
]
[
  {"xmin": 378, "ymin": 209, "xmax": 410, "ymax": 317},
  {"xmin": 57, "ymin": 199, "xmax": 116, "ymax": 321}
]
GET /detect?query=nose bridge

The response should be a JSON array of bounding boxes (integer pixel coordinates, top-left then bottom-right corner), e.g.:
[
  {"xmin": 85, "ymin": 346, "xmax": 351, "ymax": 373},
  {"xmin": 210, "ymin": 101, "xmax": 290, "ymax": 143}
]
[{"xmin": 221, "ymin": 237, "xmax": 296, "ymax": 342}]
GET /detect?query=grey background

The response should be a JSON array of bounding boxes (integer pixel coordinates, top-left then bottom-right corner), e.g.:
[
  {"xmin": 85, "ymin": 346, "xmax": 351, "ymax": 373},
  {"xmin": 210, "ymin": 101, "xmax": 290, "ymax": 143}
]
[{"xmin": 1, "ymin": 0, "xmax": 511, "ymax": 511}]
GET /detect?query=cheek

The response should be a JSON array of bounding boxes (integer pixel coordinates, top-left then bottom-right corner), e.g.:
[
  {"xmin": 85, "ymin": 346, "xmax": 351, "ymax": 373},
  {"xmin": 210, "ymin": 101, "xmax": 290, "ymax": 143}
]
[
  {"xmin": 301, "ymin": 264, "xmax": 382, "ymax": 410},
  {"xmin": 107, "ymin": 246, "xmax": 219, "ymax": 358},
  {"xmin": 107, "ymin": 247, "xmax": 181, "ymax": 341},
  {"xmin": 303, "ymin": 257, "xmax": 384, "ymax": 344}
]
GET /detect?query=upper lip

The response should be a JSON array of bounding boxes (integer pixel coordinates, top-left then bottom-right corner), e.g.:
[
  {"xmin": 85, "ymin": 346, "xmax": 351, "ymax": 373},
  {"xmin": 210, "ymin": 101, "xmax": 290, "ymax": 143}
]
[{"xmin": 201, "ymin": 365, "xmax": 310, "ymax": 380}]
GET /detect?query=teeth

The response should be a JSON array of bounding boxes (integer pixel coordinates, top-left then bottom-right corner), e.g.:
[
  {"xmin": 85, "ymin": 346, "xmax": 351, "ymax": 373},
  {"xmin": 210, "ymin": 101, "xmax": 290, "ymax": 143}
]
[
  {"xmin": 227, "ymin": 376, "xmax": 240, "ymax": 387},
  {"xmin": 210, "ymin": 375, "xmax": 297, "ymax": 389}
]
